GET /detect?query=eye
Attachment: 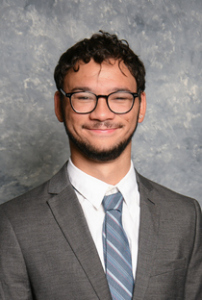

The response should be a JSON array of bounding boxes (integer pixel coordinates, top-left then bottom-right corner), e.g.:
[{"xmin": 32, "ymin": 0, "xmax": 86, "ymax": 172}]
[
  {"xmin": 110, "ymin": 92, "xmax": 133, "ymax": 101},
  {"xmin": 74, "ymin": 92, "xmax": 95, "ymax": 101},
  {"xmin": 115, "ymin": 96, "xmax": 128, "ymax": 100}
]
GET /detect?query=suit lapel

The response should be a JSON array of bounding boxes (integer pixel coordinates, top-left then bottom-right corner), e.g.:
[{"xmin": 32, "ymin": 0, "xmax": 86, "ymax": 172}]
[
  {"xmin": 47, "ymin": 163, "xmax": 111, "ymax": 300},
  {"xmin": 133, "ymin": 173, "xmax": 160, "ymax": 299}
]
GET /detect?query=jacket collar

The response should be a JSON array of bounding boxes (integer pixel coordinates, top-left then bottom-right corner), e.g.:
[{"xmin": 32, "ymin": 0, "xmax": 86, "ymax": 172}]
[{"xmin": 48, "ymin": 162, "xmax": 69, "ymax": 195}]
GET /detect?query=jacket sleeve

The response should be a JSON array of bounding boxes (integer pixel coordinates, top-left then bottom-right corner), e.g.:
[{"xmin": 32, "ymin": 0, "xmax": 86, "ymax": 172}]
[
  {"xmin": 184, "ymin": 200, "xmax": 202, "ymax": 300},
  {"xmin": 0, "ymin": 207, "xmax": 33, "ymax": 300}
]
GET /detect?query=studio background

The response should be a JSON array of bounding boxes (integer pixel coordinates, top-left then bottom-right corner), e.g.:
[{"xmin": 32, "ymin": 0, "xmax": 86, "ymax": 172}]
[{"xmin": 0, "ymin": 0, "xmax": 201, "ymax": 206}]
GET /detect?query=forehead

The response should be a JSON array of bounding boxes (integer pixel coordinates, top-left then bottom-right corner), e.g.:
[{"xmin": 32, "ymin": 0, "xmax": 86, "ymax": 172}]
[{"xmin": 64, "ymin": 59, "xmax": 137, "ymax": 91}]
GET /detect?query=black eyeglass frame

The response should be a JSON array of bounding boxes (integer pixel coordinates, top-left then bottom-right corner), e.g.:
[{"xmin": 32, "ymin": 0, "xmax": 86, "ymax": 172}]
[{"xmin": 59, "ymin": 88, "xmax": 140, "ymax": 114}]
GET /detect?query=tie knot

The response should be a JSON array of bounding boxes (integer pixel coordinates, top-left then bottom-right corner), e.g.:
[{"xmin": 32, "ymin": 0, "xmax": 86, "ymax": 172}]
[{"xmin": 102, "ymin": 191, "xmax": 123, "ymax": 212}]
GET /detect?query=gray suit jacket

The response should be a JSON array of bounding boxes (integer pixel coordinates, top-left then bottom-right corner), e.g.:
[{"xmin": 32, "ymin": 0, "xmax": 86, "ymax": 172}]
[{"xmin": 0, "ymin": 162, "xmax": 201, "ymax": 300}]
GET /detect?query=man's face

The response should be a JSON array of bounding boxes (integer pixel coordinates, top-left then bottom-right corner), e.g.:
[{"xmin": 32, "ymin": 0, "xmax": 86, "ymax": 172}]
[{"xmin": 55, "ymin": 59, "xmax": 146, "ymax": 162}]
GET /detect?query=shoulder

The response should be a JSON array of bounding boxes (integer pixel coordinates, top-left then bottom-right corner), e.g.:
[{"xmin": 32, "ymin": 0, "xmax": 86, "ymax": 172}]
[
  {"xmin": 0, "ymin": 162, "xmax": 71, "ymax": 221},
  {"xmin": 136, "ymin": 171, "xmax": 201, "ymax": 219},
  {"xmin": 0, "ymin": 181, "xmax": 50, "ymax": 227}
]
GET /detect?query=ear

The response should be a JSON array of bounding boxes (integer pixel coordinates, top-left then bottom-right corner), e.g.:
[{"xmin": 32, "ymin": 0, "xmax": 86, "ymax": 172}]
[
  {"xmin": 54, "ymin": 91, "xmax": 64, "ymax": 122},
  {"xmin": 138, "ymin": 92, "xmax": 146, "ymax": 123}
]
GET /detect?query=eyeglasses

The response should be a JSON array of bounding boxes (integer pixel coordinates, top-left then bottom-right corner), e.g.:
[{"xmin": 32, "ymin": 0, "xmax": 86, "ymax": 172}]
[{"xmin": 60, "ymin": 89, "xmax": 140, "ymax": 114}]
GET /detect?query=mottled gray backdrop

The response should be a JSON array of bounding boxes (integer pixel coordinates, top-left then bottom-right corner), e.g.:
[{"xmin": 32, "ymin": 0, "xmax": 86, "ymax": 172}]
[{"xmin": 0, "ymin": 0, "xmax": 201, "ymax": 206}]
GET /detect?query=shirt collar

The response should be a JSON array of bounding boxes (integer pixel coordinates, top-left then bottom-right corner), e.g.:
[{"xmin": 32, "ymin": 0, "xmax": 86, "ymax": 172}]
[{"xmin": 67, "ymin": 158, "xmax": 139, "ymax": 210}]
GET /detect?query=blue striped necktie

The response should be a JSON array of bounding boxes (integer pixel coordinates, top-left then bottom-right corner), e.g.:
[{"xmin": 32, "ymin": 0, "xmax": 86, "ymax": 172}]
[{"xmin": 102, "ymin": 192, "xmax": 134, "ymax": 300}]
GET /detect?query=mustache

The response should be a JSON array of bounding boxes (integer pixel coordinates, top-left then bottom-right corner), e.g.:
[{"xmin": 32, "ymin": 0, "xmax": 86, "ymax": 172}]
[{"xmin": 82, "ymin": 122, "xmax": 123, "ymax": 129}]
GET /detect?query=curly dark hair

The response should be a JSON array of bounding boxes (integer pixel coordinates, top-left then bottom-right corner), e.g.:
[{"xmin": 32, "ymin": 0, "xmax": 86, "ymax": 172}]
[{"xmin": 54, "ymin": 31, "xmax": 146, "ymax": 92}]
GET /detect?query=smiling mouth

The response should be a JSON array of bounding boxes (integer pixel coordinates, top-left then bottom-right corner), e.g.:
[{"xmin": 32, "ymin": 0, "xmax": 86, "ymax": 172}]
[
  {"xmin": 89, "ymin": 128, "xmax": 118, "ymax": 134},
  {"xmin": 82, "ymin": 122, "xmax": 123, "ymax": 131},
  {"xmin": 82, "ymin": 125, "xmax": 123, "ymax": 135}
]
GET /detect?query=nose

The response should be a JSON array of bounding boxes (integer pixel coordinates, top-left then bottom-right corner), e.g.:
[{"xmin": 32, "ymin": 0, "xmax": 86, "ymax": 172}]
[{"xmin": 89, "ymin": 96, "xmax": 115, "ymax": 121}]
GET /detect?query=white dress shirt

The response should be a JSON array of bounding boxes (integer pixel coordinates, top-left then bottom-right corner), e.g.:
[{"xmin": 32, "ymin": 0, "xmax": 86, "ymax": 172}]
[{"xmin": 67, "ymin": 158, "xmax": 140, "ymax": 279}]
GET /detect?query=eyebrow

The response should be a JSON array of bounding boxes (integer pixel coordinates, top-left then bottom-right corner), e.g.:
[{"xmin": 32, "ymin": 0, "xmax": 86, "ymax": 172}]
[
  {"xmin": 70, "ymin": 86, "xmax": 91, "ymax": 92},
  {"xmin": 70, "ymin": 86, "xmax": 135, "ymax": 93}
]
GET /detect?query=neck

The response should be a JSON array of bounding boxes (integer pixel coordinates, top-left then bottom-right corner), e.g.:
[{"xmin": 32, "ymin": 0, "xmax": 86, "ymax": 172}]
[{"xmin": 70, "ymin": 144, "xmax": 132, "ymax": 185}]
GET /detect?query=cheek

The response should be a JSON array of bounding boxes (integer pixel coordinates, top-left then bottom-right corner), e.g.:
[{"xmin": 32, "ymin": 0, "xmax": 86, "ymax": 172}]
[
  {"xmin": 124, "ymin": 113, "xmax": 138, "ymax": 126},
  {"xmin": 125, "ymin": 117, "xmax": 131, "ymax": 122},
  {"xmin": 64, "ymin": 111, "xmax": 84, "ymax": 134},
  {"xmin": 124, "ymin": 114, "xmax": 139, "ymax": 135},
  {"xmin": 63, "ymin": 103, "xmax": 76, "ymax": 125},
  {"xmin": 64, "ymin": 110, "xmax": 75, "ymax": 130}
]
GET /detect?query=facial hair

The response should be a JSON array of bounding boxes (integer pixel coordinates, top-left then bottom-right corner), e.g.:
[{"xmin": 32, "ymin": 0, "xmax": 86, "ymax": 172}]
[{"xmin": 63, "ymin": 119, "xmax": 139, "ymax": 162}]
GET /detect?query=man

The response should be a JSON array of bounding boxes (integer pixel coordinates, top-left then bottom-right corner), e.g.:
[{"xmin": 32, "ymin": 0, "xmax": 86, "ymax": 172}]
[{"xmin": 0, "ymin": 31, "xmax": 201, "ymax": 300}]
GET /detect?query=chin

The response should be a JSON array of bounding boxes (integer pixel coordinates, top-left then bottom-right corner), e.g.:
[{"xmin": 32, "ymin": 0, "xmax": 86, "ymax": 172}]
[{"xmin": 69, "ymin": 135, "xmax": 132, "ymax": 162}]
